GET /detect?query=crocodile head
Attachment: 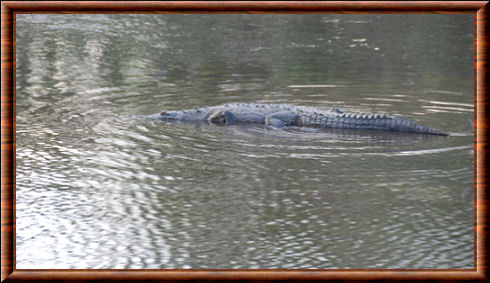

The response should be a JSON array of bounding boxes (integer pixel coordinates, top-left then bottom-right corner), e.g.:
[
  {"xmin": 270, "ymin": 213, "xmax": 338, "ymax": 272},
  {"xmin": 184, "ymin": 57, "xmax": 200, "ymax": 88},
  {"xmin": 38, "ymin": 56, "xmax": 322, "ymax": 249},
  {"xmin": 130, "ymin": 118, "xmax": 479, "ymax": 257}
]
[{"xmin": 159, "ymin": 107, "xmax": 212, "ymax": 122}]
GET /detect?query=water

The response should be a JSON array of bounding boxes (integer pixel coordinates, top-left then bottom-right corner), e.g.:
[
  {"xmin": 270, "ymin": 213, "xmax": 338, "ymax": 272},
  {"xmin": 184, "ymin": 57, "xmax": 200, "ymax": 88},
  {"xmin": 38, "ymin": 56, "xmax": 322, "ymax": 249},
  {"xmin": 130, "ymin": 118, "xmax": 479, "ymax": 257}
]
[{"xmin": 15, "ymin": 14, "xmax": 474, "ymax": 269}]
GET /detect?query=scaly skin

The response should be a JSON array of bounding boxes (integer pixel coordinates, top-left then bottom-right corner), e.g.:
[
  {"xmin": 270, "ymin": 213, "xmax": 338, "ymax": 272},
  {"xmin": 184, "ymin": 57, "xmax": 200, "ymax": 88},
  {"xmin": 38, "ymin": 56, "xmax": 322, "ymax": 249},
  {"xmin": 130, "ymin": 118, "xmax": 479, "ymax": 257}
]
[{"xmin": 152, "ymin": 103, "xmax": 447, "ymax": 136}]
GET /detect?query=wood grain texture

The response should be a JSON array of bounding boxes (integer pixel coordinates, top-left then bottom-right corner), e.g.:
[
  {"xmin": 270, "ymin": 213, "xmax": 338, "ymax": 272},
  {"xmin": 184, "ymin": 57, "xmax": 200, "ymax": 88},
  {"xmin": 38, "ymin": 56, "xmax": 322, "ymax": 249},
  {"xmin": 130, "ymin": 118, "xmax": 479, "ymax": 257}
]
[
  {"xmin": 1, "ymin": 2, "xmax": 15, "ymax": 282},
  {"xmin": 1, "ymin": 1, "xmax": 488, "ymax": 282},
  {"xmin": 3, "ymin": 269, "xmax": 488, "ymax": 282},
  {"xmin": 2, "ymin": 1, "xmax": 487, "ymax": 13},
  {"xmin": 475, "ymin": 3, "xmax": 489, "ymax": 282}
]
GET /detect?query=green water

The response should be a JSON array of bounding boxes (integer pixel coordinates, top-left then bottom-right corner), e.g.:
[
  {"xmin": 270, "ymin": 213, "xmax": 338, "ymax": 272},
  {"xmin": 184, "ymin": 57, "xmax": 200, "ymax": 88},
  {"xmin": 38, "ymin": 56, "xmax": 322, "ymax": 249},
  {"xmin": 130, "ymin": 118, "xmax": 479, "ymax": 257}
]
[{"xmin": 15, "ymin": 14, "xmax": 473, "ymax": 269}]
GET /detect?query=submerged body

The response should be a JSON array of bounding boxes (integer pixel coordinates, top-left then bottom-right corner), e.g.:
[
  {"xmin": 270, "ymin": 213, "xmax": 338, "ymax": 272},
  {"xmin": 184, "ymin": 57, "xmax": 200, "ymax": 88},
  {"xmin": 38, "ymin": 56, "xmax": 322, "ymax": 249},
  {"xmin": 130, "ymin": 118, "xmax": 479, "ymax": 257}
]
[{"xmin": 150, "ymin": 103, "xmax": 447, "ymax": 136}]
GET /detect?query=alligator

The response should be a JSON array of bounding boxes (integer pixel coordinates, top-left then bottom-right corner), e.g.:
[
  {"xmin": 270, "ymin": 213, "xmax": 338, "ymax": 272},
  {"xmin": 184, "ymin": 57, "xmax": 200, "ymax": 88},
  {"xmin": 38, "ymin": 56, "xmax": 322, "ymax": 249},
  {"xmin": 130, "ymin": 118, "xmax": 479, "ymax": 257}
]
[{"xmin": 145, "ymin": 102, "xmax": 447, "ymax": 136}]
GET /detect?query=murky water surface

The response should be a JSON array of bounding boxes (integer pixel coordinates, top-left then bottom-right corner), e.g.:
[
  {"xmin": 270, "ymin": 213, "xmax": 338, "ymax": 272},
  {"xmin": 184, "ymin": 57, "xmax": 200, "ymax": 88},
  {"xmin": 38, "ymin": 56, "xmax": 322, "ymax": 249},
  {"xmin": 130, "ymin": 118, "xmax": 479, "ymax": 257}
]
[{"xmin": 16, "ymin": 14, "xmax": 473, "ymax": 269}]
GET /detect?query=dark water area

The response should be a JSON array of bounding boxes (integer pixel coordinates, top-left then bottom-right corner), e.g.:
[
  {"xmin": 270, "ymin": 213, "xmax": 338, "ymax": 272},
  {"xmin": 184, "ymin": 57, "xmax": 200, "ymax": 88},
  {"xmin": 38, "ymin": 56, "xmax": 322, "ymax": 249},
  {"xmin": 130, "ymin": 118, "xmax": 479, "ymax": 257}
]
[{"xmin": 16, "ymin": 14, "xmax": 473, "ymax": 269}]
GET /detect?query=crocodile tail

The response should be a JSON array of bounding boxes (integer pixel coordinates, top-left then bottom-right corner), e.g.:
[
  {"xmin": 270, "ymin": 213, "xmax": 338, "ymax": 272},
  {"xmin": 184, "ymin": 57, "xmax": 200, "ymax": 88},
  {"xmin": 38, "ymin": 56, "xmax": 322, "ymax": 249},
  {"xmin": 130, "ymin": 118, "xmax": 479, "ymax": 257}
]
[
  {"xmin": 412, "ymin": 124, "xmax": 448, "ymax": 136},
  {"xmin": 317, "ymin": 113, "xmax": 447, "ymax": 136},
  {"xmin": 388, "ymin": 116, "xmax": 448, "ymax": 136}
]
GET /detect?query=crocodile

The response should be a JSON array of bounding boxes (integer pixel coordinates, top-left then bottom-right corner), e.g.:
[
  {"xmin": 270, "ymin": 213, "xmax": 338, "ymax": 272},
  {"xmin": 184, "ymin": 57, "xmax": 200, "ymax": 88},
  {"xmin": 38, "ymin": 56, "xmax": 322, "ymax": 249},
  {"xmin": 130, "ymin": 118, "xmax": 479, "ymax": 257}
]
[{"xmin": 145, "ymin": 102, "xmax": 447, "ymax": 136}]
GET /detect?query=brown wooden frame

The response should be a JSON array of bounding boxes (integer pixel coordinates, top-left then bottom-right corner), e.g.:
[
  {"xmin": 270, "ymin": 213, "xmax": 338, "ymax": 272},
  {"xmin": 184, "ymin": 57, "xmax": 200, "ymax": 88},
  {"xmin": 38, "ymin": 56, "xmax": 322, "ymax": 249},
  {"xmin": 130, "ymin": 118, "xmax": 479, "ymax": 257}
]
[{"xmin": 1, "ymin": 1, "xmax": 488, "ymax": 282}]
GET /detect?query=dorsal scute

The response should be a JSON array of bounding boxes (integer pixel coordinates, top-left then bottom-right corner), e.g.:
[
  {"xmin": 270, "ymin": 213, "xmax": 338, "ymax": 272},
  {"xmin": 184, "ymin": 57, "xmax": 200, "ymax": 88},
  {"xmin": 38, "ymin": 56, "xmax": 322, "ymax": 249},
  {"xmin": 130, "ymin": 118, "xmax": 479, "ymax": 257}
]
[{"xmin": 331, "ymin": 108, "xmax": 343, "ymax": 114}]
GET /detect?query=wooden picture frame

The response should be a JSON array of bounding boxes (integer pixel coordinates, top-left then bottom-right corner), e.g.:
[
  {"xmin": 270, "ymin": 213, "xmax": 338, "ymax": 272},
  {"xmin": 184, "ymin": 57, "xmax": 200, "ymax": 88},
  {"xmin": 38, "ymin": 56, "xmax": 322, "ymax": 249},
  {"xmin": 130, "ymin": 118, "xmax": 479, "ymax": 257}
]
[{"xmin": 1, "ymin": 1, "xmax": 487, "ymax": 282}]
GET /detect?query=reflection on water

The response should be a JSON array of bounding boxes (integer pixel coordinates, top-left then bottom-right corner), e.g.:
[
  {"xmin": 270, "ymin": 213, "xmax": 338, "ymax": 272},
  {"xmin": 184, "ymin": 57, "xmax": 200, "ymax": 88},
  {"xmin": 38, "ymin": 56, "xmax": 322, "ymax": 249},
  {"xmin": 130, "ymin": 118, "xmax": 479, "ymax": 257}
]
[{"xmin": 16, "ymin": 14, "xmax": 473, "ymax": 269}]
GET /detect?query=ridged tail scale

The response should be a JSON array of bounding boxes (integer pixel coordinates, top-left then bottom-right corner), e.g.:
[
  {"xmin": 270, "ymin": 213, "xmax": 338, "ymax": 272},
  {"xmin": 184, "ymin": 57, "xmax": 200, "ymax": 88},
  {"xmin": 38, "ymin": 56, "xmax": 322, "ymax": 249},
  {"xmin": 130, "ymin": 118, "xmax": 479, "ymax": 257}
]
[{"xmin": 298, "ymin": 111, "xmax": 447, "ymax": 136}]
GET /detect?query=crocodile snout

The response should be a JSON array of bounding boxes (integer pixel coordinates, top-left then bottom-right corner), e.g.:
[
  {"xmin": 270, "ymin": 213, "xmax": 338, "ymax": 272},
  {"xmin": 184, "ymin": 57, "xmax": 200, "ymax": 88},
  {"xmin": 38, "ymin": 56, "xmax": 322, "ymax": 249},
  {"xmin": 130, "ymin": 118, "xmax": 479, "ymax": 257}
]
[{"xmin": 159, "ymin": 110, "xmax": 179, "ymax": 120}]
